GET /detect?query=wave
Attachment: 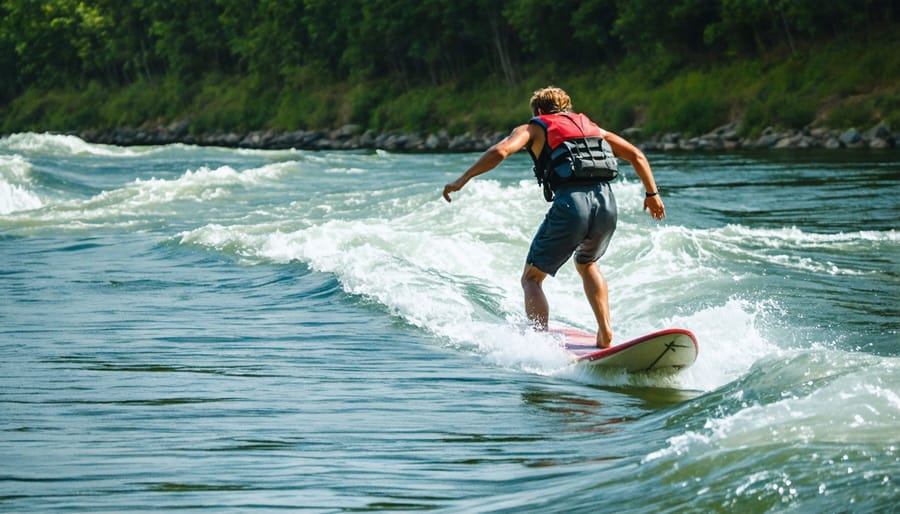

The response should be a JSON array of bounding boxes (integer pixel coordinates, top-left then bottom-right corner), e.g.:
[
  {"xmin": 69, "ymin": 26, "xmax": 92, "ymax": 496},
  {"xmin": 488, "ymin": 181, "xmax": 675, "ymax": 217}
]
[
  {"xmin": 704, "ymin": 224, "xmax": 897, "ymax": 275},
  {"xmin": 638, "ymin": 351, "xmax": 899, "ymax": 508},
  {"xmin": 177, "ymin": 216, "xmax": 786, "ymax": 391},
  {"xmin": 646, "ymin": 352, "xmax": 899, "ymax": 462},
  {"xmin": 0, "ymin": 132, "xmax": 149, "ymax": 157},
  {"xmin": 1, "ymin": 161, "xmax": 298, "ymax": 228},
  {"xmin": 0, "ymin": 132, "xmax": 311, "ymax": 162},
  {"xmin": 173, "ymin": 171, "xmax": 897, "ymax": 388},
  {"xmin": 642, "ymin": 349, "xmax": 900, "ymax": 503},
  {"xmin": 126, "ymin": 161, "xmax": 297, "ymax": 197},
  {"xmin": 0, "ymin": 154, "xmax": 42, "ymax": 214}
]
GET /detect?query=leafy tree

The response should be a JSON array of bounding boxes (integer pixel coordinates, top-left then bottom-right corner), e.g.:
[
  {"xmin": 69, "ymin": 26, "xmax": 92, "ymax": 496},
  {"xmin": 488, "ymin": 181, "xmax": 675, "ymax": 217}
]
[
  {"xmin": 139, "ymin": 0, "xmax": 233, "ymax": 80},
  {"xmin": 219, "ymin": 0, "xmax": 308, "ymax": 79},
  {"xmin": 0, "ymin": 0, "xmax": 896, "ymax": 133},
  {"xmin": 501, "ymin": 0, "xmax": 619, "ymax": 71},
  {"xmin": 0, "ymin": 0, "xmax": 112, "ymax": 86}
]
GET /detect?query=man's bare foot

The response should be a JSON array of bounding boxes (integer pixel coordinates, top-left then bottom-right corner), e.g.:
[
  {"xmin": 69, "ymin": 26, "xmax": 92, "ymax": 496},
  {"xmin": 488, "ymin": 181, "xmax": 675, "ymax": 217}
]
[
  {"xmin": 596, "ymin": 329, "xmax": 613, "ymax": 349},
  {"xmin": 526, "ymin": 319, "xmax": 548, "ymax": 332}
]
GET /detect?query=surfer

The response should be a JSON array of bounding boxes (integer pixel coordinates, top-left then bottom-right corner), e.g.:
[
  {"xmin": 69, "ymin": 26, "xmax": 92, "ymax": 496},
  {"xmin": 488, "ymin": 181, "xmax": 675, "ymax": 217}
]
[{"xmin": 442, "ymin": 86, "xmax": 665, "ymax": 348}]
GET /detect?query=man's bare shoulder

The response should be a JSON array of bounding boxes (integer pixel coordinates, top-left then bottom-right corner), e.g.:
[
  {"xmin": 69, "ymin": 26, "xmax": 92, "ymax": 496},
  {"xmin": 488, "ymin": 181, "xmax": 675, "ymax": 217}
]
[{"xmin": 525, "ymin": 123, "xmax": 545, "ymax": 148}]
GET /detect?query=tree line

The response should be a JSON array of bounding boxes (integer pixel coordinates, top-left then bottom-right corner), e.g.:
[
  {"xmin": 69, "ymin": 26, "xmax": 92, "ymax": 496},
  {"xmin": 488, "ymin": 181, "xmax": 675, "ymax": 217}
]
[{"xmin": 0, "ymin": 0, "xmax": 896, "ymax": 134}]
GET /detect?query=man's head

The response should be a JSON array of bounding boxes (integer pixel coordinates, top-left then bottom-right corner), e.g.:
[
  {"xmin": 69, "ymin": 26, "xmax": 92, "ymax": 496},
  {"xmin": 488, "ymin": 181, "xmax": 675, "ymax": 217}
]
[{"xmin": 530, "ymin": 86, "xmax": 572, "ymax": 116}]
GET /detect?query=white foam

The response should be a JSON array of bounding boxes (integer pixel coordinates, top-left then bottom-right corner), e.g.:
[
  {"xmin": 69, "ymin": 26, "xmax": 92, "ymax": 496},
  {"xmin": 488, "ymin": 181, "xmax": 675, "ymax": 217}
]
[
  {"xmin": 15, "ymin": 162, "xmax": 299, "ymax": 226},
  {"xmin": 0, "ymin": 155, "xmax": 42, "ymax": 214},
  {"xmin": 644, "ymin": 354, "xmax": 899, "ymax": 463},
  {"xmin": 0, "ymin": 132, "xmax": 143, "ymax": 157},
  {"xmin": 666, "ymin": 299, "xmax": 778, "ymax": 390},
  {"xmin": 721, "ymin": 223, "xmax": 898, "ymax": 245},
  {"xmin": 128, "ymin": 162, "xmax": 294, "ymax": 202},
  {"xmin": 189, "ymin": 218, "xmax": 575, "ymax": 373},
  {"xmin": 0, "ymin": 179, "xmax": 42, "ymax": 214}
]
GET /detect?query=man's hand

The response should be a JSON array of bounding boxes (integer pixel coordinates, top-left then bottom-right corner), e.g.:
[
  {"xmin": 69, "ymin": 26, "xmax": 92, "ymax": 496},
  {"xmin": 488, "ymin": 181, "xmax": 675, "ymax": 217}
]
[
  {"xmin": 643, "ymin": 195, "xmax": 666, "ymax": 221},
  {"xmin": 442, "ymin": 179, "xmax": 464, "ymax": 202}
]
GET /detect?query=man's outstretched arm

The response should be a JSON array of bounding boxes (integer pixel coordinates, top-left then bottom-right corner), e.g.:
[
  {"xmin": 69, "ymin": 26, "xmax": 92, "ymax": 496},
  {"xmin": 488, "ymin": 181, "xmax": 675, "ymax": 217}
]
[
  {"xmin": 442, "ymin": 124, "xmax": 532, "ymax": 202},
  {"xmin": 603, "ymin": 130, "xmax": 666, "ymax": 220}
]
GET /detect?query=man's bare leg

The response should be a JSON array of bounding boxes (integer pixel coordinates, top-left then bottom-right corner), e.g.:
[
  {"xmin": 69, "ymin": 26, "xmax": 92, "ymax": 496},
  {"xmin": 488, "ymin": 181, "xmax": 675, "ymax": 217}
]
[
  {"xmin": 521, "ymin": 264, "xmax": 549, "ymax": 330},
  {"xmin": 575, "ymin": 261, "xmax": 613, "ymax": 348}
]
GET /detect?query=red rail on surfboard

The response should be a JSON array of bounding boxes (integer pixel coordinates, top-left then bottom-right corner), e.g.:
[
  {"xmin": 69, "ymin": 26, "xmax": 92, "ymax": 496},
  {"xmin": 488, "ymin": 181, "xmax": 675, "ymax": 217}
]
[{"xmin": 556, "ymin": 327, "xmax": 699, "ymax": 373}]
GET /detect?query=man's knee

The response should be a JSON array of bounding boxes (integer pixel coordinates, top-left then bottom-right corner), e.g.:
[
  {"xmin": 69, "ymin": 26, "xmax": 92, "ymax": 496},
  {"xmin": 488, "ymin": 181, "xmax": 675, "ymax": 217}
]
[
  {"xmin": 521, "ymin": 264, "xmax": 547, "ymax": 289},
  {"xmin": 574, "ymin": 260, "xmax": 596, "ymax": 275}
]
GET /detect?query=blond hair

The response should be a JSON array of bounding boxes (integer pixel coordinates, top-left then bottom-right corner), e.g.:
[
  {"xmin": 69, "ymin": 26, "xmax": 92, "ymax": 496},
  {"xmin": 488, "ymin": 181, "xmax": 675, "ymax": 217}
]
[{"xmin": 530, "ymin": 86, "xmax": 572, "ymax": 116}]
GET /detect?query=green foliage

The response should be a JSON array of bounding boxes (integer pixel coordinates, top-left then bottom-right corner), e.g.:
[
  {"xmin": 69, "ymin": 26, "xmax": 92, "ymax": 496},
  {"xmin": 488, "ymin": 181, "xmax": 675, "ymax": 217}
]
[
  {"xmin": 824, "ymin": 91, "xmax": 900, "ymax": 130},
  {"xmin": 825, "ymin": 99, "xmax": 877, "ymax": 129},
  {"xmin": 641, "ymin": 72, "xmax": 731, "ymax": 135},
  {"xmin": 731, "ymin": 59, "xmax": 821, "ymax": 132},
  {"xmin": 0, "ymin": 0, "xmax": 897, "ymax": 137},
  {"xmin": 188, "ymin": 75, "xmax": 275, "ymax": 133},
  {"xmin": 0, "ymin": 0, "xmax": 109, "ymax": 87},
  {"xmin": 345, "ymin": 82, "xmax": 388, "ymax": 127},
  {"xmin": 504, "ymin": 0, "xmax": 619, "ymax": 65},
  {"xmin": 269, "ymin": 86, "xmax": 340, "ymax": 131},
  {"xmin": 96, "ymin": 77, "xmax": 186, "ymax": 127},
  {"xmin": 0, "ymin": 82, "xmax": 109, "ymax": 132},
  {"xmin": 1, "ymin": 89, "xmax": 68, "ymax": 132},
  {"xmin": 879, "ymin": 95, "xmax": 900, "ymax": 129},
  {"xmin": 370, "ymin": 89, "xmax": 436, "ymax": 132}
]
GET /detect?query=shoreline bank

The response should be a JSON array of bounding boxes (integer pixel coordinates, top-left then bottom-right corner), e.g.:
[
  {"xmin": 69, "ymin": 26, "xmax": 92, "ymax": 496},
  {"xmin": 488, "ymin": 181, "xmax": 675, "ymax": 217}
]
[{"xmin": 58, "ymin": 120, "xmax": 899, "ymax": 153}]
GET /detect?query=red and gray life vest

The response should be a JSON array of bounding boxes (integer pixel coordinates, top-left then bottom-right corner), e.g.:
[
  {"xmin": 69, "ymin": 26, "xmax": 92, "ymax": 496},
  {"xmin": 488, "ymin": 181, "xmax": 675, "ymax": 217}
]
[{"xmin": 528, "ymin": 112, "xmax": 619, "ymax": 201}]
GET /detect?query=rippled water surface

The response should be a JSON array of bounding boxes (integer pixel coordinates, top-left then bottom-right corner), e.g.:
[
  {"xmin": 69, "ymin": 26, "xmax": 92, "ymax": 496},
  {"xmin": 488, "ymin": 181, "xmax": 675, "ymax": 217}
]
[{"xmin": 1, "ymin": 134, "xmax": 897, "ymax": 512}]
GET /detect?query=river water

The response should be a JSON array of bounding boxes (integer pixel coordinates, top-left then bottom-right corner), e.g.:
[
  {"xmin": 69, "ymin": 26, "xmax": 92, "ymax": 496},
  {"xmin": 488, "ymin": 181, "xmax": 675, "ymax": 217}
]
[{"xmin": 1, "ymin": 133, "xmax": 897, "ymax": 512}]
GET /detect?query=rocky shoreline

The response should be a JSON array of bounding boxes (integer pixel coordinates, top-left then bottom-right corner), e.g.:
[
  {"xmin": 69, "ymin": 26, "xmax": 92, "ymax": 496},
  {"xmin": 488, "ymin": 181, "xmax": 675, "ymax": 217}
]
[
  {"xmin": 632, "ymin": 121, "xmax": 897, "ymax": 152},
  {"xmin": 77, "ymin": 120, "xmax": 897, "ymax": 153}
]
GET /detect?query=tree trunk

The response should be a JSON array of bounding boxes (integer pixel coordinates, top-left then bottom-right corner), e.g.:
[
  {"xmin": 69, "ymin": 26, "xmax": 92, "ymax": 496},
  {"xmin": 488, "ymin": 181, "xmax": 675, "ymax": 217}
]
[{"xmin": 489, "ymin": 17, "xmax": 517, "ymax": 86}]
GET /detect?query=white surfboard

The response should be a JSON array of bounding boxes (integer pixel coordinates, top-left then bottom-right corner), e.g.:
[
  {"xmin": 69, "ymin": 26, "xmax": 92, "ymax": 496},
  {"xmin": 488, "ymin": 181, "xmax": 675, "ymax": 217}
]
[{"xmin": 557, "ymin": 327, "xmax": 698, "ymax": 373}]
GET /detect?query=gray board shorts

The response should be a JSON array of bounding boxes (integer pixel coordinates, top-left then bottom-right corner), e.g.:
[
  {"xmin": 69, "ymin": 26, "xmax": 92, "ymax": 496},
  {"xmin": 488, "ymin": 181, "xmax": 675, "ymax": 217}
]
[{"xmin": 526, "ymin": 182, "xmax": 617, "ymax": 276}]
